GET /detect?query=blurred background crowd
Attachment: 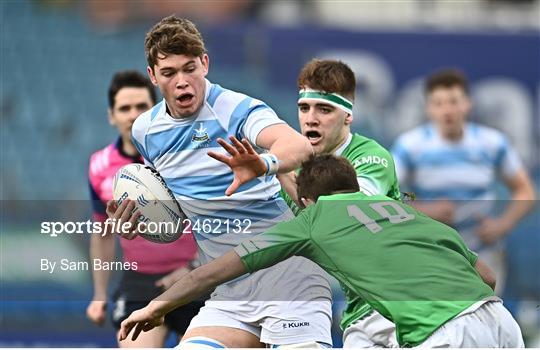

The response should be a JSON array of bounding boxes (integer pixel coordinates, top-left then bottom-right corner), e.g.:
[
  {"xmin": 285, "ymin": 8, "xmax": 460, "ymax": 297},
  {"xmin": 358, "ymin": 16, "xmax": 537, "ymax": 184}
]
[{"xmin": 1, "ymin": 0, "xmax": 539, "ymax": 347}]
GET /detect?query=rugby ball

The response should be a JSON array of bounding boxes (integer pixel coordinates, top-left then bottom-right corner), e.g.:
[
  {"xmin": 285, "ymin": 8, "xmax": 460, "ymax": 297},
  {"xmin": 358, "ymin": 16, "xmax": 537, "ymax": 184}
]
[{"xmin": 112, "ymin": 164, "xmax": 185, "ymax": 243}]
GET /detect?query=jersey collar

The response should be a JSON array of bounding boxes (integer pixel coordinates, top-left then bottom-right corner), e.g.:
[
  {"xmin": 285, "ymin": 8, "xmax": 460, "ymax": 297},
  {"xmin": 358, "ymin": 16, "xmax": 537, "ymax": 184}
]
[
  {"xmin": 334, "ymin": 133, "xmax": 353, "ymax": 156},
  {"xmin": 430, "ymin": 121, "xmax": 470, "ymax": 144},
  {"xmin": 115, "ymin": 137, "xmax": 143, "ymax": 163}
]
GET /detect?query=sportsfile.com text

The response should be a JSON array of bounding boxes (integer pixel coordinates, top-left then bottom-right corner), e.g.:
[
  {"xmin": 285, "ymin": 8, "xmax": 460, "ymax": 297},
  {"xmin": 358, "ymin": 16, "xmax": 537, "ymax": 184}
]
[{"xmin": 40, "ymin": 218, "xmax": 253, "ymax": 237}]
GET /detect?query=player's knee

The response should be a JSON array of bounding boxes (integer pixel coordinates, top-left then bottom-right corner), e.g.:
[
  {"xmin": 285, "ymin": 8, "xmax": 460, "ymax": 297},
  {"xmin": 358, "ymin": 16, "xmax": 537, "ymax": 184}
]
[{"xmin": 176, "ymin": 336, "xmax": 227, "ymax": 349}]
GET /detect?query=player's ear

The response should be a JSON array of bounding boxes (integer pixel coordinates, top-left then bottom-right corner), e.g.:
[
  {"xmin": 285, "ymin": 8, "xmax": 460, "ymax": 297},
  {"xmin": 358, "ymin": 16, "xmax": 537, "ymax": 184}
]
[
  {"xmin": 301, "ymin": 197, "xmax": 315, "ymax": 207},
  {"xmin": 201, "ymin": 54, "xmax": 209, "ymax": 76},
  {"xmin": 344, "ymin": 112, "xmax": 353, "ymax": 125},
  {"xmin": 425, "ymin": 93, "xmax": 437, "ymax": 121},
  {"xmin": 108, "ymin": 108, "xmax": 116, "ymax": 126},
  {"xmin": 147, "ymin": 66, "xmax": 158, "ymax": 86}
]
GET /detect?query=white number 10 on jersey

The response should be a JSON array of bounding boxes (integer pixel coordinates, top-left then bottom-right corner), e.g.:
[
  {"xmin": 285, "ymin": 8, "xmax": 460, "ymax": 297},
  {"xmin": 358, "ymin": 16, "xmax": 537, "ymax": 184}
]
[{"xmin": 347, "ymin": 201, "xmax": 415, "ymax": 233}]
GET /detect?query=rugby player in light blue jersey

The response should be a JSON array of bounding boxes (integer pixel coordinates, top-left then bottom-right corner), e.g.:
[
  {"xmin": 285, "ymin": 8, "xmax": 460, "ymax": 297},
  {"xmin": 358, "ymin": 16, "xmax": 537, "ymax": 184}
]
[
  {"xmin": 391, "ymin": 68, "xmax": 536, "ymax": 294},
  {"xmin": 106, "ymin": 16, "xmax": 333, "ymax": 349}
]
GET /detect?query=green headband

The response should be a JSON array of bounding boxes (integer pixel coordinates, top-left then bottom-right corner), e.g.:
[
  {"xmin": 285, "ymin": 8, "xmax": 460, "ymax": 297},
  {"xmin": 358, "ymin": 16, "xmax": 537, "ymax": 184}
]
[{"xmin": 298, "ymin": 89, "xmax": 353, "ymax": 114}]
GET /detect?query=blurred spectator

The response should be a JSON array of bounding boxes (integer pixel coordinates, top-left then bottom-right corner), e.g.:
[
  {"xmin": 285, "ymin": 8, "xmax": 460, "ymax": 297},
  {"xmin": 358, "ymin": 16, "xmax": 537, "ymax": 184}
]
[{"xmin": 391, "ymin": 68, "xmax": 536, "ymax": 296}]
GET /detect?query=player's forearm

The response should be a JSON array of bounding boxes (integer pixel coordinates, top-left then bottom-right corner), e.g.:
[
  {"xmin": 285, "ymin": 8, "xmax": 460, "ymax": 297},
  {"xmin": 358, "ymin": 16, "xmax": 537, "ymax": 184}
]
[
  {"xmin": 500, "ymin": 170, "xmax": 537, "ymax": 229},
  {"xmin": 146, "ymin": 251, "xmax": 247, "ymax": 318},
  {"xmin": 268, "ymin": 132, "xmax": 313, "ymax": 173},
  {"xmin": 145, "ymin": 271, "xmax": 209, "ymax": 319},
  {"xmin": 500, "ymin": 190, "xmax": 536, "ymax": 230},
  {"xmin": 90, "ymin": 229, "xmax": 115, "ymax": 299}
]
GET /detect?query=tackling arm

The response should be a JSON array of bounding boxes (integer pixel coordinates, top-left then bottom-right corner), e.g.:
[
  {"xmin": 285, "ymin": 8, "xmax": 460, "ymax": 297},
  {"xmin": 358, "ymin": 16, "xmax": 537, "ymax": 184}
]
[{"xmin": 118, "ymin": 250, "xmax": 247, "ymax": 341}]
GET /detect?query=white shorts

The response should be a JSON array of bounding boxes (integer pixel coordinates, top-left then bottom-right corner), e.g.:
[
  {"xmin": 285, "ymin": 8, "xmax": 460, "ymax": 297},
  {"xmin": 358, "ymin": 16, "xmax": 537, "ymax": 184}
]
[
  {"xmin": 417, "ymin": 300, "xmax": 524, "ymax": 348},
  {"xmin": 342, "ymin": 310, "xmax": 398, "ymax": 348},
  {"xmin": 187, "ymin": 256, "xmax": 333, "ymax": 346}
]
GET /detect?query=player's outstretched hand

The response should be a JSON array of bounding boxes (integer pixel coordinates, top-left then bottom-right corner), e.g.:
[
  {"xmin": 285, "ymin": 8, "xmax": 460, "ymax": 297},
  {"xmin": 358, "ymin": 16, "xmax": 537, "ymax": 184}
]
[
  {"xmin": 86, "ymin": 300, "xmax": 107, "ymax": 326},
  {"xmin": 105, "ymin": 199, "xmax": 143, "ymax": 240},
  {"xmin": 118, "ymin": 306, "xmax": 165, "ymax": 342},
  {"xmin": 207, "ymin": 136, "xmax": 267, "ymax": 196}
]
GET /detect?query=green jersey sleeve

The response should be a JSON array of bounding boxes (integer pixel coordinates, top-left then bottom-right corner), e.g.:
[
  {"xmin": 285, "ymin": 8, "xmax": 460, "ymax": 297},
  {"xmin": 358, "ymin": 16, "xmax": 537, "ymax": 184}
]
[
  {"xmin": 465, "ymin": 248, "xmax": 479, "ymax": 266},
  {"xmin": 342, "ymin": 134, "xmax": 401, "ymax": 200},
  {"xmin": 279, "ymin": 188, "xmax": 301, "ymax": 216},
  {"xmin": 234, "ymin": 209, "xmax": 312, "ymax": 272}
]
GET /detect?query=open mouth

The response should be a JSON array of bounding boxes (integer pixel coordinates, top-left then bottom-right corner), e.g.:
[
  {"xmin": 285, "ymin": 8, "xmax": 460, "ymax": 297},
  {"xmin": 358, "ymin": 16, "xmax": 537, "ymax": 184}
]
[
  {"xmin": 176, "ymin": 93, "xmax": 194, "ymax": 106},
  {"xmin": 305, "ymin": 130, "xmax": 322, "ymax": 144}
]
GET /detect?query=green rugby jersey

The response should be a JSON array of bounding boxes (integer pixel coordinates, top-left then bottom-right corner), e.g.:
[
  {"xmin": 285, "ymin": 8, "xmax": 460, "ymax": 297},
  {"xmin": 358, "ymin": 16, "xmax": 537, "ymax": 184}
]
[
  {"xmin": 235, "ymin": 193, "xmax": 494, "ymax": 347},
  {"xmin": 341, "ymin": 133, "xmax": 401, "ymax": 200},
  {"xmin": 281, "ymin": 133, "xmax": 400, "ymax": 212},
  {"xmin": 280, "ymin": 133, "xmax": 401, "ymax": 328}
]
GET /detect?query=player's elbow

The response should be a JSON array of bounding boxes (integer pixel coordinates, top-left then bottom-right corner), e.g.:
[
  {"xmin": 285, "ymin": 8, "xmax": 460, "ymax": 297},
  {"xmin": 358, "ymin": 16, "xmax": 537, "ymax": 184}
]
[
  {"xmin": 511, "ymin": 171, "xmax": 536, "ymax": 201},
  {"xmin": 484, "ymin": 271, "xmax": 497, "ymax": 291},
  {"xmin": 475, "ymin": 259, "xmax": 497, "ymax": 291},
  {"xmin": 522, "ymin": 184, "xmax": 537, "ymax": 202},
  {"xmin": 513, "ymin": 183, "xmax": 537, "ymax": 216},
  {"xmin": 516, "ymin": 183, "xmax": 536, "ymax": 201}
]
